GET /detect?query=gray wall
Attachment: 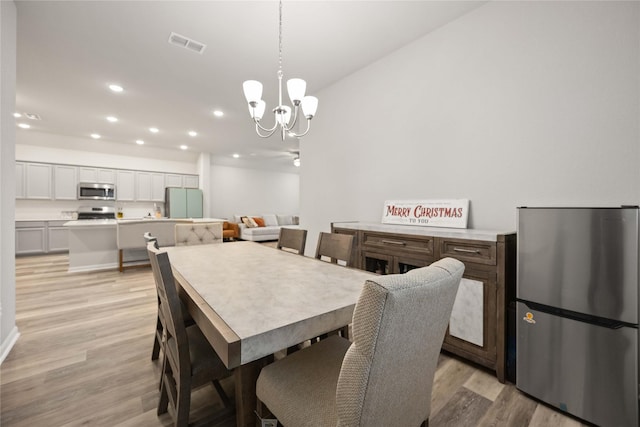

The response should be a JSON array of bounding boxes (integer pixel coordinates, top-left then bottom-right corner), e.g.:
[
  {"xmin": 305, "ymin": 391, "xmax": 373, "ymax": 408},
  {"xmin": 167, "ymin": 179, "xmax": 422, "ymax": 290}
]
[
  {"xmin": 209, "ymin": 164, "xmax": 300, "ymax": 221},
  {"xmin": 300, "ymin": 1, "xmax": 639, "ymax": 254},
  {"xmin": 1, "ymin": 0, "xmax": 18, "ymax": 362}
]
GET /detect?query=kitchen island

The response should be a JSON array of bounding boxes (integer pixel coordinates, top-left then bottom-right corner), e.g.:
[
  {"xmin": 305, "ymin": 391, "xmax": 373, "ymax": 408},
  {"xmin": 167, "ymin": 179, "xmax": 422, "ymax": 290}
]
[
  {"xmin": 64, "ymin": 219, "xmax": 118, "ymax": 273},
  {"xmin": 64, "ymin": 217, "xmax": 225, "ymax": 273}
]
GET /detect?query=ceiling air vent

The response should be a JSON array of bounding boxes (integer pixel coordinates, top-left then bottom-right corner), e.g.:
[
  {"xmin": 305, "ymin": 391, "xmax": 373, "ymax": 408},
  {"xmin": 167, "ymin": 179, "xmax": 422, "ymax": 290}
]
[
  {"xmin": 168, "ymin": 32, "xmax": 206, "ymax": 55},
  {"xmin": 25, "ymin": 113, "xmax": 41, "ymax": 120}
]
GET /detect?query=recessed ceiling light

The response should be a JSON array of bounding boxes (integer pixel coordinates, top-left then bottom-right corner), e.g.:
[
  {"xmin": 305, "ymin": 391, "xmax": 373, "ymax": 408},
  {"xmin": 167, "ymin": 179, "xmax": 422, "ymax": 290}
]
[
  {"xmin": 149, "ymin": 127, "xmax": 159, "ymax": 133},
  {"xmin": 180, "ymin": 145, "xmax": 188, "ymax": 150},
  {"xmin": 106, "ymin": 116, "xmax": 118, "ymax": 123},
  {"xmin": 232, "ymin": 153, "xmax": 240, "ymax": 158},
  {"xmin": 90, "ymin": 133, "xmax": 101, "ymax": 139},
  {"xmin": 136, "ymin": 140, "xmax": 145, "ymax": 145},
  {"xmin": 188, "ymin": 131, "xmax": 197, "ymax": 137},
  {"xmin": 17, "ymin": 123, "xmax": 30, "ymax": 129},
  {"xmin": 13, "ymin": 112, "xmax": 21, "ymax": 118},
  {"xmin": 213, "ymin": 110, "xmax": 224, "ymax": 117},
  {"xmin": 108, "ymin": 84, "xmax": 123, "ymax": 93}
]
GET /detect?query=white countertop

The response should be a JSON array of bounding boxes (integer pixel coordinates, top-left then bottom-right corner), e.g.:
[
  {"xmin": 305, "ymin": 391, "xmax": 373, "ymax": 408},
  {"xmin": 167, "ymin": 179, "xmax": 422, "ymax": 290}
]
[
  {"xmin": 16, "ymin": 218, "xmax": 75, "ymax": 222},
  {"xmin": 116, "ymin": 217, "xmax": 225, "ymax": 224},
  {"xmin": 64, "ymin": 219, "xmax": 117, "ymax": 227},
  {"xmin": 332, "ymin": 221, "xmax": 515, "ymax": 242},
  {"xmin": 63, "ymin": 217, "xmax": 226, "ymax": 227}
]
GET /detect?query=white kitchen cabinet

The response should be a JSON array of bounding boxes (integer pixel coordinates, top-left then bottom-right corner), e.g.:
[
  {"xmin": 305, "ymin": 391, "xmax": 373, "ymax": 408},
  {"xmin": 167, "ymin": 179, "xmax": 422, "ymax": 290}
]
[
  {"xmin": 15, "ymin": 162, "xmax": 26, "ymax": 199},
  {"xmin": 47, "ymin": 221, "xmax": 69, "ymax": 252},
  {"xmin": 151, "ymin": 173, "xmax": 165, "ymax": 201},
  {"xmin": 25, "ymin": 163, "xmax": 53, "ymax": 199},
  {"xmin": 183, "ymin": 174, "xmax": 199, "ymax": 188},
  {"xmin": 98, "ymin": 169, "xmax": 116, "ymax": 184},
  {"xmin": 135, "ymin": 172, "xmax": 164, "ymax": 202},
  {"xmin": 116, "ymin": 170, "xmax": 135, "ymax": 201},
  {"xmin": 164, "ymin": 174, "xmax": 183, "ymax": 188},
  {"xmin": 15, "ymin": 222, "xmax": 47, "ymax": 255},
  {"xmin": 54, "ymin": 165, "xmax": 77, "ymax": 200},
  {"xmin": 78, "ymin": 167, "xmax": 97, "ymax": 183},
  {"xmin": 78, "ymin": 167, "xmax": 116, "ymax": 184},
  {"xmin": 136, "ymin": 172, "xmax": 152, "ymax": 201}
]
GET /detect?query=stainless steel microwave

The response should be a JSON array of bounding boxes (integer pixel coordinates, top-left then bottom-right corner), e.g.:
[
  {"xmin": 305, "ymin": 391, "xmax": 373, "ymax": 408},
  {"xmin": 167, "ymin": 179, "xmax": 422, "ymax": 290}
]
[{"xmin": 77, "ymin": 182, "xmax": 116, "ymax": 200}]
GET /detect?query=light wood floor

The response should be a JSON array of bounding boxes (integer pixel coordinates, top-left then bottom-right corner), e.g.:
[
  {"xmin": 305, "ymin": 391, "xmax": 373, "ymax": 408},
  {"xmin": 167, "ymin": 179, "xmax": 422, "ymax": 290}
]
[{"xmin": 1, "ymin": 252, "xmax": 589, "ymax": 427}]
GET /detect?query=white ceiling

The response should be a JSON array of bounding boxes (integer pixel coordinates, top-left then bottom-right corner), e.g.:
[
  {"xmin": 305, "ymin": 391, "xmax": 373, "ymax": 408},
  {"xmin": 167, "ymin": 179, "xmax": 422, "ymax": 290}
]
[{"xmin": 15, "ymin": 1, "xmax": 485, "ymax": 173}]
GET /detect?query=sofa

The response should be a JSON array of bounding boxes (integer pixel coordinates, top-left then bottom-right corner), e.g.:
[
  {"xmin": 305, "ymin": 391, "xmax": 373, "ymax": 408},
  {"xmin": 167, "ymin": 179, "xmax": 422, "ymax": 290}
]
[{"xmin": 234, "ymin": 214, "xmax": 300, "ymax": 242}]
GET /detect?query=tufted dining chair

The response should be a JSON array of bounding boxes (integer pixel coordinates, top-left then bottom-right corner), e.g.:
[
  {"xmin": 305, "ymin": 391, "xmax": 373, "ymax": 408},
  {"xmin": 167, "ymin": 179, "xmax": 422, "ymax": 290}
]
[
  {"xmin": 147, "ymin": 242, "xmax": 233, "ymax": 427},
  {"xmin": 256, "ymin": 257, "xmax": 465, "ymax": 427},
  {"xmin": 277, "ymin": 227, "xmax": 308, "ymax": 255},
  {"xmin": 174, "ymin": 222, "xmax": 223, "ymax": 246}
]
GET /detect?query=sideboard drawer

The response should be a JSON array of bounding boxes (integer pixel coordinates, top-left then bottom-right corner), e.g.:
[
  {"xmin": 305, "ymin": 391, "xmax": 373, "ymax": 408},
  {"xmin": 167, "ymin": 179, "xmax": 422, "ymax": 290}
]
[
  {"xmin": 362, "ymin": 232, "xmax": 434, "ymax": 256},
  {"xmin": 439, "ymin": 238, "xmax": 496, "ymax": 265}
]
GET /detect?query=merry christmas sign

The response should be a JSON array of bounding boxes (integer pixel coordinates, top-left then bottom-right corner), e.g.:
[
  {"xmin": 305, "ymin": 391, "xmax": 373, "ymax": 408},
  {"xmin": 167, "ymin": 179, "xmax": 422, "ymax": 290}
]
[{"xmin": 382, "ymin": 199, "xmax": 469, "ymax": 228}]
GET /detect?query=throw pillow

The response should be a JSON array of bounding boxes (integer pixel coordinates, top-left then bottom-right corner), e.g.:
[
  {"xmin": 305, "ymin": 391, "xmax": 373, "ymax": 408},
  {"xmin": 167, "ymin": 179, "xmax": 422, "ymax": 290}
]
[
  {"xmin": 253, "ymin": 217, "xmax": 265, "ymax": 227},
  {"xmin": 262, "ymin": 214, "xmax": 278, "ymax": 227},
  {"xmin": 277, "ymin": 214, "xmax": 294, "ymax": 226},
  {"xmin": 242, "ymin": 216, "xmax": 258, "ymax": 228}
]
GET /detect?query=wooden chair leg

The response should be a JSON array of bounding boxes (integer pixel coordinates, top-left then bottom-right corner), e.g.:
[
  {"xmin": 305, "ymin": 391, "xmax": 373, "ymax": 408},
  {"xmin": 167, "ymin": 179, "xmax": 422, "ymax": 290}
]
[
  {"xmin": 176, "ymin": 380, "xmax": 191, "ymax": 427},
  {"xmin": 256, "ymin": 398, "xmax": 277, "ymax": 426},
  {"xmin": 157, "ymin": 376, "xmax": 169, "ymax": 415},
  {"xmin": 339, "ymin": 325, "xmax": 349, "ymax": 340},
  {"xmin": 151, "ymin": 317, "xmax": 162, "ymax": 360}
]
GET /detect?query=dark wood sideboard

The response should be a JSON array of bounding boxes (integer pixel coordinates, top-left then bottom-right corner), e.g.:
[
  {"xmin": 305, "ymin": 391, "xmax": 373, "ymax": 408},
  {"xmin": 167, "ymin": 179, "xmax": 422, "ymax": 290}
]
[{"xmin": 331, "ymin": 221, "xmax": 516, "ymax": 383}]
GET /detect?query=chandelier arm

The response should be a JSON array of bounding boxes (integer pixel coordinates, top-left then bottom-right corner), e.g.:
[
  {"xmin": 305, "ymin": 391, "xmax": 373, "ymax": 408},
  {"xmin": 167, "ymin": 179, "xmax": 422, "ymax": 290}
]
[
  {"xmin": 254, "ymin": 117, "xmax": 279, "ymax": 134},
  {"xmin": 254, "ymin": 122, "xmax": 279, "ymax": 138},
  {"xmin": 283, "ymin": 104, "xmax": 299, "ymax": 131},
  {"xmin": 289, "ymin": 118, "xmax": 311, "ymax": 138}
]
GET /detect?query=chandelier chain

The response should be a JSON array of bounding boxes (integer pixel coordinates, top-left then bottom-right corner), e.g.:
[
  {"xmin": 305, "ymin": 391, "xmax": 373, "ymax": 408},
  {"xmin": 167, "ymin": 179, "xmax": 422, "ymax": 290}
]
[{"xmin": 278, "ymin": 0, "xmax": 283, "ymax": 76}]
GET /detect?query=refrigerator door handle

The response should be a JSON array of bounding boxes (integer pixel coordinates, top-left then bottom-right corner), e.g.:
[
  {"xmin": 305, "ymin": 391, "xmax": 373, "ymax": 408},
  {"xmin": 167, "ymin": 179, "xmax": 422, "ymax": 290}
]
[{"xmin": 518, "ymin": 300, "xmax": 637, "ymax": 330}]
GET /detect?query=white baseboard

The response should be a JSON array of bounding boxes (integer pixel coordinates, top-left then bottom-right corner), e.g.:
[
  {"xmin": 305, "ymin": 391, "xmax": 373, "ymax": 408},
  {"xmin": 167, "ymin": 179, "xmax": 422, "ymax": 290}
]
[{"xmin": 0, "ymin": 326, "xmax": 20, "ymax": 364}]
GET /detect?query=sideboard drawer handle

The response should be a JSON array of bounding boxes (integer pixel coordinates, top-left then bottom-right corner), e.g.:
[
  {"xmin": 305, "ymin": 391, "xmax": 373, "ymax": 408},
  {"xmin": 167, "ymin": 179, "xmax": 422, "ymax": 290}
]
[
  {"xmin": 453, "ymin": 247, "xmax": 481, "ymax": 254},
  {"xmin": 381, "ymin": 239, "xmax": 406, "ymax": 246}
]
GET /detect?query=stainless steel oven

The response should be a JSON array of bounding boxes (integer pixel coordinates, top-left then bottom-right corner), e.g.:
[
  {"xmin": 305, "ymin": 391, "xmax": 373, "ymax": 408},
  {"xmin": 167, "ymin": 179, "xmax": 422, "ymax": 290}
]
[{"xmin": 77, "ymin": 182, "xmax": 116, "ymax": 200}]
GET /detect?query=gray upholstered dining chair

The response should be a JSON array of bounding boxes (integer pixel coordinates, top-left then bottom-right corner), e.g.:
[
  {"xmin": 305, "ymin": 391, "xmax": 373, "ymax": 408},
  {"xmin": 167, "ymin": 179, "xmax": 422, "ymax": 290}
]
[
  {"xmin": 315, "ymin": 232, "xmax": 354, "ymax": 267},
  {"xmin": 175, "ymin": 222, "xmax": 223, "ymax": 246},
  {"xmin": 256, "ymin": 257, "xmax": 465, "ymax": 427},
  {"xmin": 147, "ymin": 242, "xmax": 233, "ymax": 427},
  {"xmin": 277, "ymin": 227, "xmax": 308, "ymax": 255}
]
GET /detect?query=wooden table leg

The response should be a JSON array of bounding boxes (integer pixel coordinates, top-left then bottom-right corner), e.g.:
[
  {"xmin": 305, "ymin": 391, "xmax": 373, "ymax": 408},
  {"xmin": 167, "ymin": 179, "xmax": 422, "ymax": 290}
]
[{"xmin": 234, "ymin": 356, "xmax": 272, "ymax": 427}]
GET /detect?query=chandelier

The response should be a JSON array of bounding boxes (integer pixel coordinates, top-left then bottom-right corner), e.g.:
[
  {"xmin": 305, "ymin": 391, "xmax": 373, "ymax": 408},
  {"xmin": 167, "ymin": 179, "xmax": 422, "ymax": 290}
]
[{"xmin": 242, "ymin": 0, "xmax": 318, "ymax": 141}]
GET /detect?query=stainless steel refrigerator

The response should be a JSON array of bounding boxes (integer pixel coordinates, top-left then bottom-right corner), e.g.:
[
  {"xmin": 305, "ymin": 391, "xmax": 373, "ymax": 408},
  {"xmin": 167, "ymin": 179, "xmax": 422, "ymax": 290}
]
[
  {"xmin": 516, "ymin": 207, "xmax": 638, "ymax": 427},
  {"xmin": 165, "ymin": 187, "xmax": 203, "ymax": 218}
]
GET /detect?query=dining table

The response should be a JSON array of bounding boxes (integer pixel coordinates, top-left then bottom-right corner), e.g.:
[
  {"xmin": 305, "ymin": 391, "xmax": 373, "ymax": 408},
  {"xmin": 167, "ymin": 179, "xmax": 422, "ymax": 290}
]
[{"xmin": 164, "ymin": 241, "xmax": 375, "ymax": 427}]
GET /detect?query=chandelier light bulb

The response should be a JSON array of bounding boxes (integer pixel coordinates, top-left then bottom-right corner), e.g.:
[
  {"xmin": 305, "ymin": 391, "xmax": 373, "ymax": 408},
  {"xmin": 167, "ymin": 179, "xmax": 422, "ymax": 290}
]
[
  {"xmin": 286, "ymin": 78, "xmax": 306, "ymax": 104},
  {"xmin": 301, "ymin": 96, "xmax": 318, "ymax": 119},
  {"xmin": 276, "ymin": 105, "xmax": 292, "ymax": 126},
  {"xmin": 243, "ymin": 80, "xmax": 263, "ymax": 105},
  {"xmin": 249, "ymin": 100, "xmax": 266, "ymax": 121}
]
